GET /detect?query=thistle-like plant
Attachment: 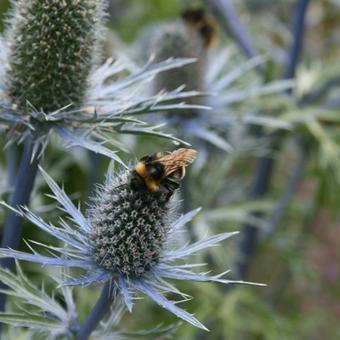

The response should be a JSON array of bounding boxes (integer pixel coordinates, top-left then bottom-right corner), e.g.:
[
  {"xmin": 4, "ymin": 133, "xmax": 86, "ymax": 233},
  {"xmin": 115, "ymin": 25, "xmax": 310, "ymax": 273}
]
[
  {"xmin": 1, "ymin": 0, "xmax": 201, "ymax": 150},
  {"xmin": 0, "ymin": 157, "xmax": 262, "ymax": 337},
  {"xmin": 5, "ymin": 0, "xmax": 104, "ymax": 113},
  {"xmin": 0, "ymin": 0, "xmax": 206, "ymax": 315},
  {"xmin": 149, "ymin": 16, "xmax": 207, "ymax": 105}
]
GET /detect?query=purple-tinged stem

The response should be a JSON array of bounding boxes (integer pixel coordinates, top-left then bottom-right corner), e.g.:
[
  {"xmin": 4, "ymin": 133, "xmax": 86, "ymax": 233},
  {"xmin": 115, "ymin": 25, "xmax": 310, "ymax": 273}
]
[
  {"xmin": 77, "ymin": 282, "xmax": 115, "ymax": 340},
  {"xmin": 5, "ymin": 144, "xmax": 17, "ymax": 188},
  {"xmin": 205, "ymin": 0, "xmax": 261, "ymax": 72},
  {"xmin": 236, "ymin": 0, "xmax": 310, "ymax": 280},
  {"xmin": 0, "ymin": 139, "xmax": 41, "ymax": 315},
  {"xmin": 284, "ymin": 0, "xmax": 311, "ymax": 83}
]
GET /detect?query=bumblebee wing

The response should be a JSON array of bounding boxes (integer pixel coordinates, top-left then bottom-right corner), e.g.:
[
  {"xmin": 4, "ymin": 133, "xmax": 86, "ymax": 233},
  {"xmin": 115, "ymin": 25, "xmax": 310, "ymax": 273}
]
[{"xmin": 156, "ymin": 148, "xmax": 197, "ymax": 177}]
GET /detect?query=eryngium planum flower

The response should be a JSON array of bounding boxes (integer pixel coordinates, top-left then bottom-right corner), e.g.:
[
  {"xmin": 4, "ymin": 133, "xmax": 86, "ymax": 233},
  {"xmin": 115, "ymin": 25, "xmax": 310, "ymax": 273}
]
[
  {"xmin": 0, "ymin": 151, "xmax": 262, "ymax": 330},
  {"xmin": 5, "ymin": 0, "xmax": 104, "ymax": 112},
  {"xmin": 90, "ymin": 174, "xmax": 172, "ymax": 277},
  {"xmin": 141, "ymin": 8, "xmax": 215, "ymax": 107}
]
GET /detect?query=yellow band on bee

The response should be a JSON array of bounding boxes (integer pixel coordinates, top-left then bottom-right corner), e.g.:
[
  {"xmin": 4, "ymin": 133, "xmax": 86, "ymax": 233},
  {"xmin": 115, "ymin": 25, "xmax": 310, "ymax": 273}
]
[{"xmin": 135, "ymin": 162, "xmax": 160, "ymax": 191}]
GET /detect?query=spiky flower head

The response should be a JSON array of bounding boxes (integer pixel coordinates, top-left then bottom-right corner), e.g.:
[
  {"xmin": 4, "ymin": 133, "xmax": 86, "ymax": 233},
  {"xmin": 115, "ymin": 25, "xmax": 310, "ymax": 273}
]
[
  {"xmin": 90, "ymin": 172, "xmax": 173, "ymax": 276},
  {"xmin": 152, "ymin": 23, "xmax": 205, "ymax": 94},
  {"xmin": 90, "ymin": 148, "xmax": 197, "ymax": 276},
  {"xmin": 0, "ymin": 151, "xmax": 262, "ymax": 330},
  {"xmin": 148, "ymin": 8, "xmax": 216, "ymax": 103},
  {"xmin": 5, "ymin": 0, "xmax": 104, "ymax": 112}
]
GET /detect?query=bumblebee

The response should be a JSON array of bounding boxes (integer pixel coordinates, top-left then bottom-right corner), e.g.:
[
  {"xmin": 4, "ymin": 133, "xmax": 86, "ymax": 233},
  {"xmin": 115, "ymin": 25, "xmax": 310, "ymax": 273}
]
[
  {"xmin": 130, "ymin": 148, "xmax": 197, "ymax": 195},
  {"xmin": 181, "ymin": 7, "xmax": 218, "ymax": 47}
]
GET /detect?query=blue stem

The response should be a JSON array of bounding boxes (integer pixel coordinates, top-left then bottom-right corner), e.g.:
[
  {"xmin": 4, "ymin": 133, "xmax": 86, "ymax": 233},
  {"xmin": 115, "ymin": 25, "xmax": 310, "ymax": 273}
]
[
  {"xmin": 284, "ymin": 0, "xmax": 311, "ymax": 83},
  {"xmin": 77, "ymin": 282, "xmax": 115, "ymax": 340},
  {"xmin": 205, "ymin": 0, "xmax": 260, "ymax": 70},
  {"xmin": 236, "ymin": 145, "xmax": 279, "ymax": 279},
  {"xmin": 236, "ymin": 0, "xmax": 310, "ymax": 280},
  {"xmin": 0, "ymin": 140, "xmax": 41, "ymax": 314},
  {"xmin": 5, "ymin": 144, "xmax": 17, "ymax": 188}
]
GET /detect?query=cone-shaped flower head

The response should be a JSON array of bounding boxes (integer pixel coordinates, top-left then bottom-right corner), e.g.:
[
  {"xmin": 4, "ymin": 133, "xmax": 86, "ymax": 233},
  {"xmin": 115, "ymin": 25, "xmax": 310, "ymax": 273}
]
[
  {"xmin": 90, "ymin": 148, "xmax": 197, "ymax": 276},
  {"xmin": 0, "ymin": 149, "xmax": 262, "ymax": 330},
  {"xmin": 148, "ymin": 8, "xmax": 217, "ymax": 103},
  {"xmin": 5, "ymin": 0, "xmax": 104, "ymax": 112}
]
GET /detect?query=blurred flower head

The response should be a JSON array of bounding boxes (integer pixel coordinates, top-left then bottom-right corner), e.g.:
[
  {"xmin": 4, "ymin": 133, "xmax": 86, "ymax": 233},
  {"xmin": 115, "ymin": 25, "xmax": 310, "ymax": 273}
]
[{"xmin": 135, "ymin": 8, "xmax": 294, "ymax": 156}]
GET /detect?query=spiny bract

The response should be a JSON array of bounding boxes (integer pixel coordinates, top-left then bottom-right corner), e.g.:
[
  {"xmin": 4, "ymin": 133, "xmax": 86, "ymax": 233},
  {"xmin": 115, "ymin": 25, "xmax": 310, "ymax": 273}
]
[
  {"xmin": 89, "ymin": 171, "xmax": 176, "ymax": 277},
  {"xmin": 5, "ymin": 0, "xmax": 104, "ymax": 112}
]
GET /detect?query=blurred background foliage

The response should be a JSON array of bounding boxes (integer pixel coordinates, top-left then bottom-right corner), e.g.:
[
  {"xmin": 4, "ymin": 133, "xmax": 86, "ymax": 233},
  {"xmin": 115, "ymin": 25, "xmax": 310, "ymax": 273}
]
[{"xmin": 1, "ymin": 0, "xmax": 340, "ymax": 339}]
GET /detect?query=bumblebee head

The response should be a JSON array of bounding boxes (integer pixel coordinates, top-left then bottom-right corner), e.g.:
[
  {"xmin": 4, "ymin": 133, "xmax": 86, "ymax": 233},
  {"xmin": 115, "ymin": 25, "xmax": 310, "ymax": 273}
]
[
  {"xmin": 181, "ymin": 7, "xmax": 218, "ymax": 47},
  {"xmin": 182, "ymin": 7, "xmax": 205, "ymax": 23}
]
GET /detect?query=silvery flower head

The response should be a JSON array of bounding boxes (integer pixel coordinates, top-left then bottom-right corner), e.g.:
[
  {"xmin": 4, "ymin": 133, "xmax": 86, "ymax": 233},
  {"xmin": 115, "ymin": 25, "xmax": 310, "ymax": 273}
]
[{"xmin": 0, "ymin": 149, "xmax": 261, "ymax": 330}]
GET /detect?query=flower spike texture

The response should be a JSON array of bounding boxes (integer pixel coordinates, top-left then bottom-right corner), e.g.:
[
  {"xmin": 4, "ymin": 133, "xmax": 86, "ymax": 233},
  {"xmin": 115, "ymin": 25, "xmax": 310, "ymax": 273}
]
[
  {"xmin": 0, "ymin": 150, "xmax": 263, "ymax": 330},
  {"xmin": 6, "ymin": 0, "xmax": 103, "ymax": 112}
]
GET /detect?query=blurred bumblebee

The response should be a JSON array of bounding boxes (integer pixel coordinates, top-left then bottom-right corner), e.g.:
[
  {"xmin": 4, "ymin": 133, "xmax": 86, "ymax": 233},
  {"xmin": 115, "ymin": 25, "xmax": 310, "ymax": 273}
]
[
  {"xmin": 131, "ymin": 148, "xmax": 197, "ymax": 195},
  {"xmin": 181, "ymin": 7, "xmax": 218, "ymax": 47}
]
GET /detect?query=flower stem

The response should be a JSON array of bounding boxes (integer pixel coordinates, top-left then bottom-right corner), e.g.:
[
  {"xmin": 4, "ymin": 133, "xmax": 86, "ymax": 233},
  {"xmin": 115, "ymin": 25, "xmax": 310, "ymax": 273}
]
[
  {"xmin": 0, "ymin": 140, "xmax": 41, "ymax": 313},
  {"xmin": 235, "ymin": 0, "xmax": 310, "ymax": 281},
  {"xmin": 5, "ymin": 144, "xmax": 18, "ymax": 187},
  {"xmin": 77, "ymin": 282, "xmax": 115, "ymax": 340},
  {"xmin": 236, "ymin": 140, "xmax": 280, "ymax": 279},
  {"xmin": 284, "ymin": 0, "xmax": 311, "ymax": 84},
  {"xmin": 205, "ymin": 0, "xmax": 261, "ymax": 73}
]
